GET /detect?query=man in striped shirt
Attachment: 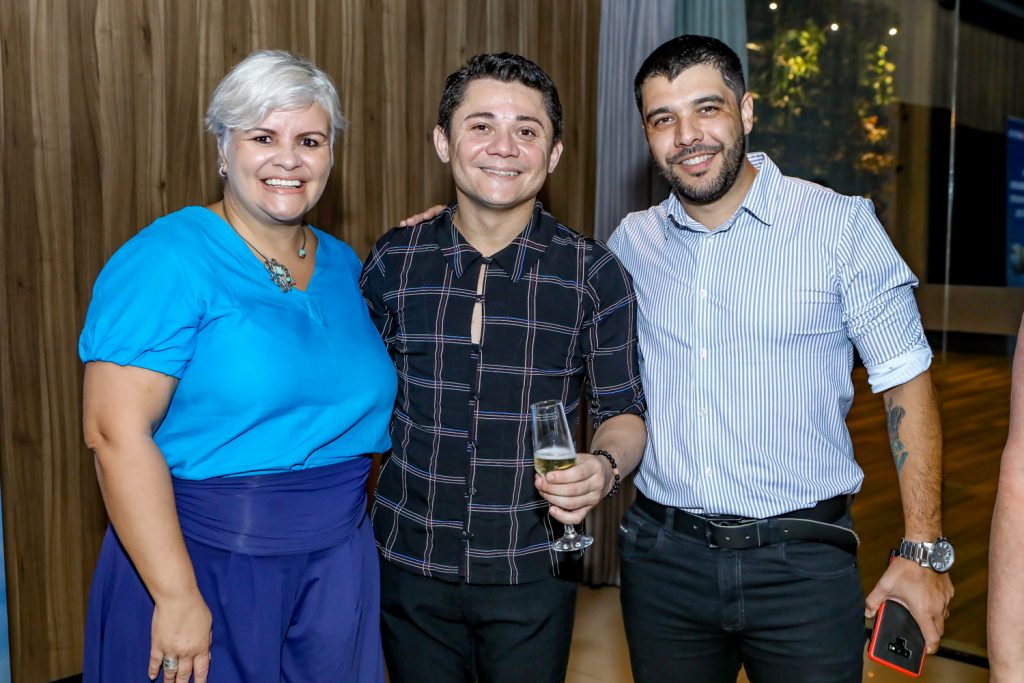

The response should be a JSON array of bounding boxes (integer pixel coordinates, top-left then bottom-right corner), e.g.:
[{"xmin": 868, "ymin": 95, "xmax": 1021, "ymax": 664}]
[
  {"xmin": 610, "ymin": 35, "xmax": 954, "ymax": 682},
  {"xmin": 361, "ymin": 53, "xmax": 647, "ymax": 683}
]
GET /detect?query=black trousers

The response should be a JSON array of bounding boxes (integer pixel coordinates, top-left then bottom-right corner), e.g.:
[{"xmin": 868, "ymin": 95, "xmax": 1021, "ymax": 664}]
[
  {"xmin": 380, "ymin": 560, "xmax": 578, "ymax": 683},
  {"xmin": 619, "ymin": 503, "xmax": 865, "ymax": 683}
]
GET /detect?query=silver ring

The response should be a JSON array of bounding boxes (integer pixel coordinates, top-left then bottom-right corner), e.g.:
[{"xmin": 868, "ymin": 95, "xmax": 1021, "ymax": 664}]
[{"xmin": 162, "ymin": 656, "xmax": 179, "ymax": 671}]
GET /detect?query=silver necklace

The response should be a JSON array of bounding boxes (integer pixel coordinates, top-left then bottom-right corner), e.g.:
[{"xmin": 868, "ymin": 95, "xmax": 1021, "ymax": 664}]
[{"xmin": 231, "ymin": 222, "xmax": 308, "ymax": 293}]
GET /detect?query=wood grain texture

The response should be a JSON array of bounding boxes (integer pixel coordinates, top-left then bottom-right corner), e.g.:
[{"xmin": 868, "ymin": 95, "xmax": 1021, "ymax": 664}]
[{"xmin": 0, "ymin": 1, "xmax": 600, "ymax": 679}]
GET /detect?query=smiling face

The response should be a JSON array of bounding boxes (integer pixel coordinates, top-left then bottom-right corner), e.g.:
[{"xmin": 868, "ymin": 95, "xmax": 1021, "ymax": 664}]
[
  {"xmin": 221, "ymin": 103, "xmax": 332, "ymax": 228},
  {"xmin": 433, "ymin": 78, "xmax": 563, "ymax": 219},
  {"xmin": 640, "ymin": 64, "xmax": 754, "ymax": 209}
]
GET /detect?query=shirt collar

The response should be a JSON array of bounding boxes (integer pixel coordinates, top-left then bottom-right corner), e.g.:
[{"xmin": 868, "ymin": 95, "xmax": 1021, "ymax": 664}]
[
  {"xmin": 433, "ymin": 200, "xmax": 556, "ymax": 282},
  {"xmin": 663, "ymin": 151, "xmax": 781, "ymax": 237}
]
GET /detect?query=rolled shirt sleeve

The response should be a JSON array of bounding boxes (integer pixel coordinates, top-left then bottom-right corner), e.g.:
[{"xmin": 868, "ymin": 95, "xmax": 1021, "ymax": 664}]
[
  {"xmin": 837, "ymin": 198, "xmax": 932, "ymax": 393},
  {"xmin": 583, "ymin": 241, "xmax": 647, "ymax": 427}
]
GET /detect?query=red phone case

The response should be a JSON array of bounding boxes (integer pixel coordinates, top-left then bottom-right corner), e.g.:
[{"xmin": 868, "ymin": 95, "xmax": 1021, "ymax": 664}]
[{"xmin": 868, "ymin": 600, "xmax": 925, "ymax": 677}]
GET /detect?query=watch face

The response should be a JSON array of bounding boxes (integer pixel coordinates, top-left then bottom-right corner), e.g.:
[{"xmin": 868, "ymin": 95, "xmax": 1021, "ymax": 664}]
[{"xmin": 928, "ymin": 539, "xmax": 955, "ymax": 572}]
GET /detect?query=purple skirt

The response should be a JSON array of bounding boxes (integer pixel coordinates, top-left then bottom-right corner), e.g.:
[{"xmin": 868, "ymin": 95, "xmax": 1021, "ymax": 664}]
[{"xmin": 83, "ymin": 457, "xmax": 384, "ymax": 682}]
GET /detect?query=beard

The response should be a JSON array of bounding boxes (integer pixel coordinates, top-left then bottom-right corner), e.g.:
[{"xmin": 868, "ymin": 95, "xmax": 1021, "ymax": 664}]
[{"xmin": 658, "ymin": 131, "xmax": 746, "ymax": 205}]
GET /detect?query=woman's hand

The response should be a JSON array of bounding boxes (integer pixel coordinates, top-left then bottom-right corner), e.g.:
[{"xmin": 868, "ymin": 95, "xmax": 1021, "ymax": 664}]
[
  {"xmin": 84, "ymin": 362, "xmax": 210, "ymax": 681},
  {"xmin": 148, "ymin": 589, "xmax": 213, "ymax": 682}
]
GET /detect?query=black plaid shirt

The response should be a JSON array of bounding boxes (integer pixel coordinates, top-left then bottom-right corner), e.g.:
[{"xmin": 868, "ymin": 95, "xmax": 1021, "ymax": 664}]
[{"xmin": 361, "ymin": 202, "xmax": 645, "ymax": 584}]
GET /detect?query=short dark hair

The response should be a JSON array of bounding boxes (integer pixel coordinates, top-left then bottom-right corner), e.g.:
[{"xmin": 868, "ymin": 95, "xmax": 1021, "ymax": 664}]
[
  {"xmin": 437, "ymin": 52, "xmax": 563, "ymax": 142},
  {"xmin": 634, "ymin": 35, "xmax": 746, "ymax": 114}
]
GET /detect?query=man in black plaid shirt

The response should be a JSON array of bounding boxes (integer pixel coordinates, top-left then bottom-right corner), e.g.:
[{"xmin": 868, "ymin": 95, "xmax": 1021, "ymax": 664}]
[{"xmin": 360, "ymin": 53, "xmax": 647, "ymax": 683}]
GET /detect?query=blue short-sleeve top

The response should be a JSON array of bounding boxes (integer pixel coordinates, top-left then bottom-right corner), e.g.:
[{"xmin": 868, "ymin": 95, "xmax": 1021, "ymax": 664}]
[{"xmin": 79, "ymin": 206, "xmax": 397, "ymax": 480}]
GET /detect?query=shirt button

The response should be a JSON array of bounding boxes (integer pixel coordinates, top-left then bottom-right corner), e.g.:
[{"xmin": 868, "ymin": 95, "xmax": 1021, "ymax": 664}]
[
  {"xmin": 699, "ymin": 347, "xmax": 708, "ymax": 359},
  {"xmin": 700, "ymin": 288, "xmax": 708, "ymax": 300},
  {"xmin": 698, "ymin": 409, "xmax": 707, "ymax": 418},
  {"xmin": 704, "ymin": 467, "xmax": 713, "ymax": 477}
]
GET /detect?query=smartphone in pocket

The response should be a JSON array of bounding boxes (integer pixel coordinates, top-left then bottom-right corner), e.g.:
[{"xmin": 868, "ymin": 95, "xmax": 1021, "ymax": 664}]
[{"xmin": 868, "ymin": 599, "xmax": 925, "ymax": 677}]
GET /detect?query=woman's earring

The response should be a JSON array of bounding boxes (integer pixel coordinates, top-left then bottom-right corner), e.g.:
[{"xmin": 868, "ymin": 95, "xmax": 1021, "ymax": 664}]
[{"xmin": 218, "ymin": 162, "xmax": 227, "ymax": 178}]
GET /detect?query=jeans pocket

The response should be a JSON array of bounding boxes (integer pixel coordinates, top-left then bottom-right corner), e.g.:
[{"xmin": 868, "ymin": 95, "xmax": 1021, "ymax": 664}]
[
  {"xmin": 781, "ymin": 540, "xmax": 858, "ymax": 580},
  {"xmin": 617, "ymin": 506, "xmax": 665, "ymax": 560}
]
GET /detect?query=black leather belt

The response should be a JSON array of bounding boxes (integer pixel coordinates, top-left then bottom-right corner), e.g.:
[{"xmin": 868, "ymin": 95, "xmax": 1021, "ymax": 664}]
[{"xmin": 635, "ymin": 492, "xmax": 859, "ymax": 553}]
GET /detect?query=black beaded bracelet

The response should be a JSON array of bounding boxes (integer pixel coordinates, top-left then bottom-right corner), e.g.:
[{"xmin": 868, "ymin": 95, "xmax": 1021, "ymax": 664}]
[{"xmin": 591, "ymin": 449, "xmax": 621, "ymax": 498}]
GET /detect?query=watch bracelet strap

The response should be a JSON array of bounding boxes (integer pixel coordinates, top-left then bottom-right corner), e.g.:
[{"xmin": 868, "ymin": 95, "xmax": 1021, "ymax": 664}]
[
  {"xmin": 899, "ymin": 537, "xmax": 953, "ymax": 570},
  {"xmin": 899, "ymin": 538, "xmax": 932, "ymax": 566},
  {"xmin": 591, "ymin": 449, "xmax": 620, "ymax": 497}
]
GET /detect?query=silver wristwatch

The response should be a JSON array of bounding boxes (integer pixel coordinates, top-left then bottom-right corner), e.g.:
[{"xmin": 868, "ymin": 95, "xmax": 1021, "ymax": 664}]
[{"xmin": 898, "ymin": 537, "xmax": 955, "ymax": 573}]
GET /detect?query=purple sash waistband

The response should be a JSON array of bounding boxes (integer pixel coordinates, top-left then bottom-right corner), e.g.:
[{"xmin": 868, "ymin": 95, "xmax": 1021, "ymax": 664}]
[{"xmin": 172, "ymin": 456, "xmax": 371, "ymax": 556}]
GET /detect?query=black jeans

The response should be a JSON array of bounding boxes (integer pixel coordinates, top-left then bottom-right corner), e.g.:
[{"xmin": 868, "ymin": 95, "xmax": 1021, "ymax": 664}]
[
  {"xmin": 619, "ymin": 503, "xmax": 865, "ymax": 683},
  {"xmin": 380, "ymin": 560, "xmax": 578, "ymax": 683}
]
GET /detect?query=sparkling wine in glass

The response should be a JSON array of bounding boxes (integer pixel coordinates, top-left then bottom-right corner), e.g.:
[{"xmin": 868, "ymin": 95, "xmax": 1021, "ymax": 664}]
[{"xmin": 530, "ymin": 399, "xmax": 594, "ymax": 552}]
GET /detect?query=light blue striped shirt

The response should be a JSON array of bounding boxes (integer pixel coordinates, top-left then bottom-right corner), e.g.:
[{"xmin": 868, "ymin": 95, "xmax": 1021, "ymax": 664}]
[{"xmin": 607, "ymin": 153, "xmax": 932, "ymax": 518}]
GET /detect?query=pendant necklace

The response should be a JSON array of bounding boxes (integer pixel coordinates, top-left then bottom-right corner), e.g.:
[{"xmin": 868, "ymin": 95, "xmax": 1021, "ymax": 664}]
[{"xmin": 229, "ymin": 219, "xmax": 308, "ymax": 293}]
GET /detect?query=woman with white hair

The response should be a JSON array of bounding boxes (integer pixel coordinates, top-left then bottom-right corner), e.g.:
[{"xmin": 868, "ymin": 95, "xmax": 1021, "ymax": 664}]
[{"xmin": 79, "ymin": 50, "xmax": 395, "ymax": 682}]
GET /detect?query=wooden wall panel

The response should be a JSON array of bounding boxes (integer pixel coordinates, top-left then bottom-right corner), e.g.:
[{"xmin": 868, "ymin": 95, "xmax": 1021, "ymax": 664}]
[{"xmin": 0, "ymin": 1, "xmax": 600, "ymax": 679}]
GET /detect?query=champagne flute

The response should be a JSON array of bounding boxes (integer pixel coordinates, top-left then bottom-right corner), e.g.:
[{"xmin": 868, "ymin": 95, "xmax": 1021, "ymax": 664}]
[{"xmin": 530, "ymin": 399, "xmax": 594, "ymax": 552}]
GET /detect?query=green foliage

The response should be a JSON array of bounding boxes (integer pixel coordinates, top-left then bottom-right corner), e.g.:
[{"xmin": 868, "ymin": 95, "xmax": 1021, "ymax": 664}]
[
  {"xmin": 864, "ymin": 43, "xmax": 897, "ymax": 108},
  {"xmin": 746, "ymin": 1, "xmax": 901, "ymax": 218},
  {"xmin": 766, "ymin": 22, "xmax": 826, "ymax": 116},
  {"xmin": 856, "ymin": 43, "xmax": 898, "ymax": 175}
]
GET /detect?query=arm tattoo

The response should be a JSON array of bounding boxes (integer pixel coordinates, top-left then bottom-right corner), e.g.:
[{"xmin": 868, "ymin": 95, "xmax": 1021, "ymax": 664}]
[{"xmin": 886, "ymin": 400, "xmax": 909, "ymax": 475}]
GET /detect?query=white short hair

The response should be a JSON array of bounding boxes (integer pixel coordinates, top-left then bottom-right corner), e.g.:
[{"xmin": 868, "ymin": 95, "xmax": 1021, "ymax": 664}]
[{"xmin": 205, "ymin": 50, "xmax": 346, "ymax": 157}]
